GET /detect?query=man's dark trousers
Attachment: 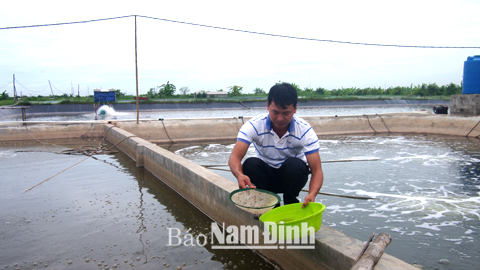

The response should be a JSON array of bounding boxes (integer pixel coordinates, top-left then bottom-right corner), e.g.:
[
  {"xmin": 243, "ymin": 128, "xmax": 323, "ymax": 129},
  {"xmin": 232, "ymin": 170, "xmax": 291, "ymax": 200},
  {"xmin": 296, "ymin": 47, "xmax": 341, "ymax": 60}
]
[{"xmin": 242, "ymin": 157, "xmax": 310, "ymax": 205}]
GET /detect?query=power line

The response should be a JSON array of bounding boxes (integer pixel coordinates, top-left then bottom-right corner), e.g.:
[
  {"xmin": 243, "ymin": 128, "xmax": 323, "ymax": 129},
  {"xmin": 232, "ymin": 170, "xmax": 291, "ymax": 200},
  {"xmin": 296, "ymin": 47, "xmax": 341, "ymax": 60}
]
[
  {"xmin": 0, "ymin": 14, "xmax": 478, "ymax": 49},
  {"xmin": 138, "ymin": 15, "xmax": 480, "ymax": 49},
  {"xmin": 0, "ymin": 81, "xmax": 12, "ymax": 90},
  {"xmin": 14, "ymin": 79, "xmax": 44, "ymax": 93},
  {"xmin": 50, "ymin": 83, "xmax": 68, "ymax": 95},
  {"xmin": 0, "ymin": 15, "xmax": 132, "ymax": 30},
  {"xmin": 14, "ymin": 79, "xmax": 50, "ymax": 93}
]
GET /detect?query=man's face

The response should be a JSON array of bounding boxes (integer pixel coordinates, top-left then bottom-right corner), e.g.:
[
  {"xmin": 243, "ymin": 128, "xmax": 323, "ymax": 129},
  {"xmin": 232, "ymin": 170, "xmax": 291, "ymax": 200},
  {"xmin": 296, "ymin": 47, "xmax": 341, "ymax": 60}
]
[{"xmin": 267, "ymin": 101, "xmax": 297, "ymax": 130}]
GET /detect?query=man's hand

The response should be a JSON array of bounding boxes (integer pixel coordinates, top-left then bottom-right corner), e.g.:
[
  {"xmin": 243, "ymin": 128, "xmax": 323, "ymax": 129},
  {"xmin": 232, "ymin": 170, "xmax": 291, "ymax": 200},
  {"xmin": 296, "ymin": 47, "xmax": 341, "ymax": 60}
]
[
  {"xmin": 302, "ymin": 192, "xmax": 316, "ymax": 208},
  {"xmin": 229, "ymin": 141, "xmax": 254, "ymax": 189},
  {"xmin": 237, "ymin": 174, "xmax": 256, "ymax": 189},
  {"xmin": 302, "ymin": 152, "xmax": 324, "ymax": 208}
]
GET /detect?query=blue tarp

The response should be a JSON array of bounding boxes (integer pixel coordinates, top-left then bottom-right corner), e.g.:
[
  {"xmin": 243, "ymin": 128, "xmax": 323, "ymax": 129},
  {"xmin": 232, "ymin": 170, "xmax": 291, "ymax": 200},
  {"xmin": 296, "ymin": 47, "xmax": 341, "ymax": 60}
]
[{"xmin": 94, "ymin": 91, "xmax": 116, "ymax": 102}]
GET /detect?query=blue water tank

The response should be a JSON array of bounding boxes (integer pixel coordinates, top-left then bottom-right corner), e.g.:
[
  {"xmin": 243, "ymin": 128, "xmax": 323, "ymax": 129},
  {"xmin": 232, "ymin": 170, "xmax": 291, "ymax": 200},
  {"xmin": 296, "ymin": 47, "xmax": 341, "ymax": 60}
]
[{"xmin": 463, "ymin": 55, "xmax": 480, "ymax": 94}]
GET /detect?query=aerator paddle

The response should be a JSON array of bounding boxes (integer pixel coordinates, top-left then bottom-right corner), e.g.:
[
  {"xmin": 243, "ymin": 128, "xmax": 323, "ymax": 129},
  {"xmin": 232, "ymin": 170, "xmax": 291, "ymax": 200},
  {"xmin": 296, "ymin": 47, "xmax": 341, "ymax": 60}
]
[{"xmin": 229, "ymin": 188, "xmax": 281, "ymax": 215}]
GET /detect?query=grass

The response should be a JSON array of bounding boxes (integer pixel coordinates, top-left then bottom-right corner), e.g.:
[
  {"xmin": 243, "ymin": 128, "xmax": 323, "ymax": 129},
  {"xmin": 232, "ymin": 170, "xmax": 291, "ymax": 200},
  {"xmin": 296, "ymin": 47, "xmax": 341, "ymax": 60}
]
[{"xmin": 0, "ymin": 100, "xmax": 16, "ymax": 106}]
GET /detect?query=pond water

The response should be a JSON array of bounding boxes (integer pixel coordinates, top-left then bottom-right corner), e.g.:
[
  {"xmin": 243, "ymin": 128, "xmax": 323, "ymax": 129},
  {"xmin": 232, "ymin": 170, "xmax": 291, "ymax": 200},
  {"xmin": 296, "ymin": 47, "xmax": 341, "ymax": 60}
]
[
  {"xmin": 0, "ymin": 140, "xmax": 275, "ymax": 270},
  {"xmin": 172, "ymin": 134, "xmax": 480, "ymax": 270},
  {"xmin": 14, "ymin": 104, "xmax": 435, "ymax": 122},
  {"xmin": 2, "ymin": 105, "xmax": 479, "ymax": 270}
]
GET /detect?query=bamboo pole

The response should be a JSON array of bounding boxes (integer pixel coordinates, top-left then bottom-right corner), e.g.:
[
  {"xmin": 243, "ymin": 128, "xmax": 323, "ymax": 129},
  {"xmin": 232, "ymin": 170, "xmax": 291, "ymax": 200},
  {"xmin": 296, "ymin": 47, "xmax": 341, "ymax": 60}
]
[
  {"xmin": 200, "ymin": 166, "xmax": 375, "ymax": 200},
  {"xmin": 351, "ymin": 232, "xmax": 392, "ymax": 270},
  {"xmin": 135, "ymin": 15, "xmax": 139, "ymax": 124},
  {"xmin": 355, "ymin": 232, "xmax": 375, "ymax": 263},
  {"xmin": 202, "ymin": 158, "xmax": 379, "ymax": 200},
  {"xmin": 201, "ymin": 158, "xmax": 380, "ymax": 168},
  {"xmin": 301, "ymin": 189, "xmax": 376, "ymax": 200}
]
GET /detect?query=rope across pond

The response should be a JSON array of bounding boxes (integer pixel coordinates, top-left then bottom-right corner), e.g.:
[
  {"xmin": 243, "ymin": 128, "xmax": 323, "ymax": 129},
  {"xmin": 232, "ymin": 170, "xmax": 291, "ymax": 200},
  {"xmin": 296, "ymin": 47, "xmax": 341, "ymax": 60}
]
[{"xmin": 23, "ymin": 125, "xmax": 135, "ymax": 192}]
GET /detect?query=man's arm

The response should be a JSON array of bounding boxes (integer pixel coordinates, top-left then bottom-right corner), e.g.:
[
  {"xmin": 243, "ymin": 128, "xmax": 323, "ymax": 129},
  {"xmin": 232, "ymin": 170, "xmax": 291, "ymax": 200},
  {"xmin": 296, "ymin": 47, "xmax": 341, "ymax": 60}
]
[
  {"xmin": 228, "ymin": 141, "xmax": 256, "ymax": 189},
  {"xmin": 303, "ymin": 152, "xmax": 324, "ymax": 207}
]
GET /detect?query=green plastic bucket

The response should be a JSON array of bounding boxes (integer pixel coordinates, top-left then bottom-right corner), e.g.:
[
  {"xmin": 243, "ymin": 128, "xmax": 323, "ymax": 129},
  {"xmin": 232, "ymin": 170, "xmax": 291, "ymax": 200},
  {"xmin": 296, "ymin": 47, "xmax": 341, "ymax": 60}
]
[
  {"xmin": 259, "ymin": 202, "xmax": 326, "ymax": 240},
  {"xmin": 229, "ymin": 188, "xmax": 281, "ymax": 215}
]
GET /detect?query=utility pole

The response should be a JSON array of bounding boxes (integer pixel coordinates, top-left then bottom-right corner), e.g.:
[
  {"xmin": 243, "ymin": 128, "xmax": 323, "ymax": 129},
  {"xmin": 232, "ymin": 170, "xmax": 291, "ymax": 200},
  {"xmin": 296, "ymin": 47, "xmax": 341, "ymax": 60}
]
[
  {"xmin": 49, "ymin": 80, "xmax": 55, "ymax": 100},
  {"xmin": 135, "ymin": 15, "xmax": 139, "ymax": 124},
  {"xmin": 13, "ymin": 74, "xmax": 18, "ymax": 101},
  {"xmin": 78, "ymin": 84, "xmax": 80, "ymax": 97}
]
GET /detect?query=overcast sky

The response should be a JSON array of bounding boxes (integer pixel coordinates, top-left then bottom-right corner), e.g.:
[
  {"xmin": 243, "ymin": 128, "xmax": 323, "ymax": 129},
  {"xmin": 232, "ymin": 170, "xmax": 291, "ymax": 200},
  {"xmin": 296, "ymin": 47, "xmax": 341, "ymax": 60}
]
[{"xmin": 1, "ymin": 0, "xmax": 479, "ymax": 97}]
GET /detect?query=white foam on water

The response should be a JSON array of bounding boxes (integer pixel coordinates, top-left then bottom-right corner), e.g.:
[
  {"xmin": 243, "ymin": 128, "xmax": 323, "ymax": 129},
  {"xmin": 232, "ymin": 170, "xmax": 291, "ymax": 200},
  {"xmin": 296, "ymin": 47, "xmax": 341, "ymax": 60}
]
[
  {"xmin": 338, "ymin": 188, "xmax": 479, "ymax": 204},
  {"xmin": 341, "ymin": 156, "xmax": 380, "ymax": 162},
  {"xmin": 174, "ymin": 146, "xmax": 201, "ymax": 156},
  {"xmin": 415, "ymin": 222, "xmax": 442, "ymax": 231},
  {"xmin": 206, "ymin": 144, "xmax": 221, "ymax": 148},
  {"xmin": 327, "ymin": 204, "xmax": 366, "ymax": 214},
  {"xmin": 386, "ymin": 153, "xmax": 461, "ymax": 165},
  {"xmin": 385, "ymin": 218, "xmax": 407, "ymax": 223},
  {"xmin": 318, "ymin": 140, "xmax": 340, "ymax": 144},
  {"xmin": 444, "ymin": 237, "xmax": 463, "ymax": 242},
  {"xmin": 335, "ymin": 187, "xmax": 480, "ymax": 228},
  {"xmin": 96, "ymin": 105, "xmax": 116, "ymax": 115},
  {"xmin": 368, "ymin": 213, "xmax": 389, "ymax": 218},
  {"xmin": 172, "ymin": 134, "xmax": 480, "ymax": 268},
  {"xmin": 344, "ymin": 181, "xmax": 365, "ymax": 187},
  {"xmin": 339, "ymin": 220, "xmax": 358, "ymax": 226},
  {"xmin": 96, "ymin": 105, "xmax": 130, "ymax": 117},
  {"xmin": 0, "ymin": 150, "xmax": 12, "ymax": 158}
]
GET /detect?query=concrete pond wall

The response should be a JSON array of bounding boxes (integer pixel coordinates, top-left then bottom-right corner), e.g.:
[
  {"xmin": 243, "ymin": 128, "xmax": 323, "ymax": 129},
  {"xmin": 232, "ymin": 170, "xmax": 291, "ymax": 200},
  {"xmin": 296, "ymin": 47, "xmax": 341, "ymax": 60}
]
[
  {"xmin": 2, "ymin": 113, "xmax": 480, "ymax": 143},
  {"xmin": 2, "ymin": 112, "xmax": 480, "ymax": 269},
  {"xmin": 103, "ymin": 123, "xmax": 418, "ymax": 270}
]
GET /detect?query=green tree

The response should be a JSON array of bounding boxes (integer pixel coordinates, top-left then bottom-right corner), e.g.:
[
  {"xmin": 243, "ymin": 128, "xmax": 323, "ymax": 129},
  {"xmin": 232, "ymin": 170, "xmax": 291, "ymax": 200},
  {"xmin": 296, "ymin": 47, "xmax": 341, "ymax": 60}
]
[
  {"xmin": 442, "ymin": 83, "xmax": 461, "ymax": 96},
  {"xmin": 291, "ymin": 83, "xmax": 302, "ymax": 95},
  {"xmin": 342, "ymin": 87, "xmax": 356, "ymax": 96},
  {"xmin": 330, "ymin": 89, "xmax": 340, "ymax": 96},
  {"xmin": 315, "ymin": 87, "xmax": 327, "ymax": 95},
  {"xmin": 179, "ymin": 87, "xmax": 190, "ymax": 95},
  {"xmin": 387, "ymin": 86, "xmax": 405, "ymax": 95},
  {"xmin": 0, "ymin": 90, "xmax": 9, "ymax": 100},
  {"xmin": 426, "ymin": 83, "xmax": 441, "ymax": 96},
  {"xmin": 196, "ymin": 91, "xmax": 207, "ymax": 98},
  {"xmin": 158, "ymin": 81, "xmax": 176, "ymax": 97},
  {"xmin": 364, "ymin": 87, "xmax": 383, "ymax": 95},
  {"xmin": 303, "ymin": 87, "xmax": 314, "ymax": 94},
  {"xmin": 147, "ymin": 87, "xmax": 157, "ymax": 98},
  {"xmin": 412, "ymin": 83, "xmax": 428, "ymax": 96},
  {"xmin": 254, "ymin": 87, "xmax": 265, "ymax": 95},
  {"xmin": 115, "ymin": 89, "xmax": 126, "ymax": 98},
  {"xmin": 228, "ymin": 85, "xmax": 243, "ymax": 96}
]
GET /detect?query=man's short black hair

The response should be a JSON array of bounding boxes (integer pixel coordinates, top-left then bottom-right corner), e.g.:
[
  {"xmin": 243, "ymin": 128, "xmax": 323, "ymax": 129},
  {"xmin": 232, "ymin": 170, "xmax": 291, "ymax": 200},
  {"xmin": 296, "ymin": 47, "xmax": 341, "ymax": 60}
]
[{"xmin": 268, "ymin": 83, "xmax": 298, "ymax": 109}]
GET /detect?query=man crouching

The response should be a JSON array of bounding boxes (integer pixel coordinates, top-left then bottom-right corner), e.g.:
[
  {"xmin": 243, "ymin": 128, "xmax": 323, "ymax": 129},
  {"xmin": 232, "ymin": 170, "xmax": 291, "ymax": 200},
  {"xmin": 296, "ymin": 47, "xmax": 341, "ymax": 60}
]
[{"xmin": 228, "ymin": 82, "xmax": 324, "ymax": 208}]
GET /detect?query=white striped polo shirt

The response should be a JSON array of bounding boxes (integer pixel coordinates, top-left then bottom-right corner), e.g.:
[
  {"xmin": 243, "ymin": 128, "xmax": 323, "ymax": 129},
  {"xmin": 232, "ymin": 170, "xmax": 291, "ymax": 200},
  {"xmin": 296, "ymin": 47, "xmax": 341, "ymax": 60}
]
[{"xmin": 237, "ymin": 113, "xmax": 320, "ymax": 168}]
